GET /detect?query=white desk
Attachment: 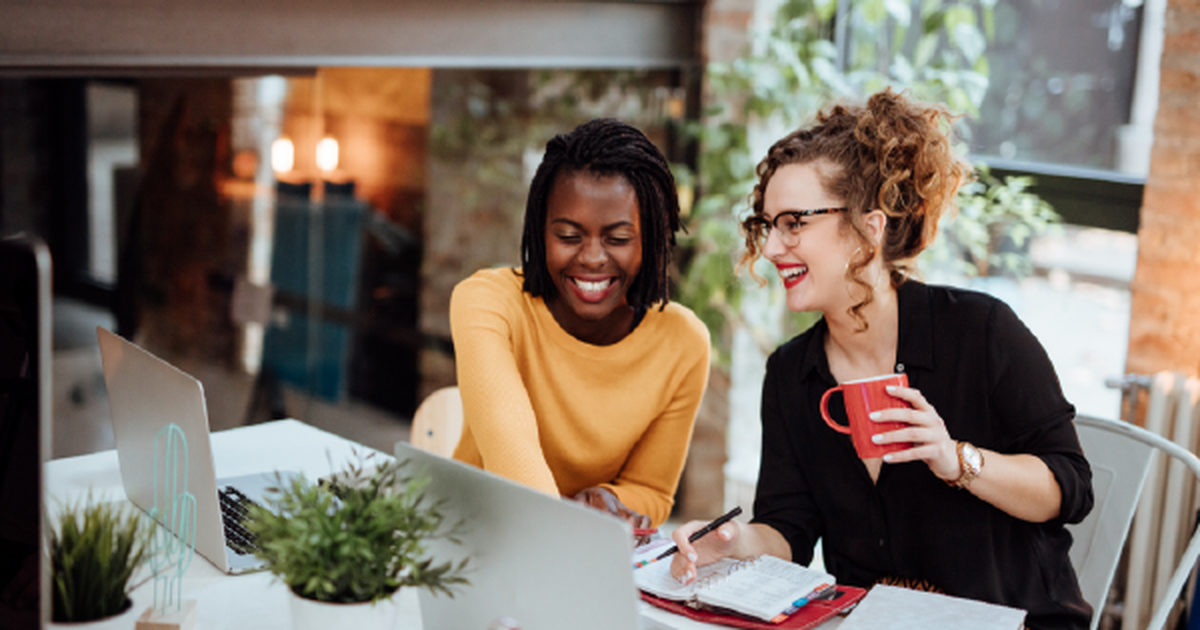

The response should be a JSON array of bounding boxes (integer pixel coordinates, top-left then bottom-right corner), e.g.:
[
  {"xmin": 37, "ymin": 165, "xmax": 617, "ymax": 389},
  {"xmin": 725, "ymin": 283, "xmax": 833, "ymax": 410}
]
[
  {"xmin": 46, "ymin": 420, "xmax": 839, "ymax": 630},
  {"xmin": 46, "ymin": 420, "xmax": 423, "ymax": 630}
]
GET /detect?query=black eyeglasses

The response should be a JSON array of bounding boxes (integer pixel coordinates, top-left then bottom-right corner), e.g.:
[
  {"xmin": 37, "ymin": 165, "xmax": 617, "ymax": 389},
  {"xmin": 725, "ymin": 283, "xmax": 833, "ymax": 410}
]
[{"xmin": 743, "ymin": 208, "xmax": 846, "ymax": 247}]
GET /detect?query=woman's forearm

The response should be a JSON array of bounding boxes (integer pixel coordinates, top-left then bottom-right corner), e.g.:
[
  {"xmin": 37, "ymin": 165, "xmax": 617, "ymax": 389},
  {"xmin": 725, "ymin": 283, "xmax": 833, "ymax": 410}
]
[
  {"xmin": 965, "ymin": 450, "xmax": 1062, "ymax": 523},
  {"xmin": 732, "ymin": 522, "xmax": 794, "ymax": 561}
]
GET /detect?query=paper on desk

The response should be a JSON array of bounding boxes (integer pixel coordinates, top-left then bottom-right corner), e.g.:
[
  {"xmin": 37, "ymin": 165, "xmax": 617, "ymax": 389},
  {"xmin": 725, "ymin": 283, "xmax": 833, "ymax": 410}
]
[
  {"xmin": 836, "ymin": 584, "xmax": 1025, "ymax": 630},
  {"xmin": 632, "ymin": 538, "xmax": 673, "ymax": 565},
  {"xmin": 632, "ymin": 557, "xmax": 744, "ymax": 601}
]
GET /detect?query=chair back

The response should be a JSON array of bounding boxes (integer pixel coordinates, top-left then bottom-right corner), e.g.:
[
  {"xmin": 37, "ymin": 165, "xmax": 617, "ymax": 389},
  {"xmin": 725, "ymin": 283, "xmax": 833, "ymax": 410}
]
[
  {"xmin": 1067, "ymin": 415, "xmax": 1156, "ymax": 629},
  {"xmin": 410, "ymin": 386, "xmax": 464, "ymax": 457}
]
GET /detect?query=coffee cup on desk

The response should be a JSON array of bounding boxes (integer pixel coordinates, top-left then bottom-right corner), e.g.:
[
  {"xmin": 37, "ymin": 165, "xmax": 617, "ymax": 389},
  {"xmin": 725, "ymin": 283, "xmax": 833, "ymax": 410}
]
[{"xmin": 820, "ymin": 373, "xmax": 913, "ymax": 459}]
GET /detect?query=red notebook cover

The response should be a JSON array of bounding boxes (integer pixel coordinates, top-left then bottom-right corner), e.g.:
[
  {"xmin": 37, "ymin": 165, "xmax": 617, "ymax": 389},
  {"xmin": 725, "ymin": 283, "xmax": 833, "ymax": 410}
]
[{"xmin": 640, "ymin": 584, "xmax": 867, "ymax": 629}]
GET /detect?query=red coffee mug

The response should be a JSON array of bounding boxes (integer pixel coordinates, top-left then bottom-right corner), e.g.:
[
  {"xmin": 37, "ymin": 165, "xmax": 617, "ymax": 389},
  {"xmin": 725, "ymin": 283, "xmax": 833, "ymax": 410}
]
[{"xmin": 819, "ymin": 373, "xmax": 913, "ymax": 459}]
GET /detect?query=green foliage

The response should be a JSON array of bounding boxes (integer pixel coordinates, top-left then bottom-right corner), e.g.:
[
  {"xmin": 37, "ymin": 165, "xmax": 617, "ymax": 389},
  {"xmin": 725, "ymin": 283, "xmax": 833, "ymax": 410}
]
[
  {"xmin": 933, "ymin": 164, "xmax": 1060, "ymax": 278},
  {"xmin": 677, "ymin": 0, "xmax": 1057, "ymax": 360},
  {"xmin": 50, "ymin": 496, "xmax": 149, "ymax": 622},
  {"xmin": 247, "ymin": 452, "xmax": 469, "ymax": 604}
]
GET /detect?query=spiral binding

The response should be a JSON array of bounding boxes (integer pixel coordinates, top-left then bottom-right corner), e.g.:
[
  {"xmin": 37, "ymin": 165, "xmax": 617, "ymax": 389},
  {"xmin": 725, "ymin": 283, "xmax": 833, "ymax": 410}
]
[{"xmin": 692, "ymin": 555, "xmax": 761, "ymax": 591}]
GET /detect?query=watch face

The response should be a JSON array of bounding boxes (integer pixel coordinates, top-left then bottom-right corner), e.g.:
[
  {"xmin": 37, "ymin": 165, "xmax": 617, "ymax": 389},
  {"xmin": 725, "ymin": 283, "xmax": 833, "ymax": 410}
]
[{"xmin": 962, "ymin": 443, "xmax": 983, "ymax": 473}]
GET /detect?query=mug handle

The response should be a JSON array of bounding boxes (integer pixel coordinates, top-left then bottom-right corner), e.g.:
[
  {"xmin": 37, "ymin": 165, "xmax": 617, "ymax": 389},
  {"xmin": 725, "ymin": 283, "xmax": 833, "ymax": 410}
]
[{"xmin": 820, "ymin": 386, "xmax": 851, "ymax": 434}]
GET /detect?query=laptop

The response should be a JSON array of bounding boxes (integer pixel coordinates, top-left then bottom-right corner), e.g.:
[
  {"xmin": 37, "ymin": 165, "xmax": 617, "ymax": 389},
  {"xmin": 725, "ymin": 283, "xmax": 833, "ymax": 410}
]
[
  {"xmin": 393, "ymin": 441, "xmax": 675, "ymax": 630},
  {"xmin": 97, "ymin": 326, "xmax": 297, "ymax": 574}
]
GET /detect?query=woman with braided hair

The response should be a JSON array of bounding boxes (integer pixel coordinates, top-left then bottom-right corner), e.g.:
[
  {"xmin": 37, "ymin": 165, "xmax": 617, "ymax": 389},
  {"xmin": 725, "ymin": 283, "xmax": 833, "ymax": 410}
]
[
  {"xmin": 450, "ymin": 118, "xmax": 710, "ymax": 530},
  {"xmin": 668, "ymin": 90, "xmax": 1093, "ymax": 628}
]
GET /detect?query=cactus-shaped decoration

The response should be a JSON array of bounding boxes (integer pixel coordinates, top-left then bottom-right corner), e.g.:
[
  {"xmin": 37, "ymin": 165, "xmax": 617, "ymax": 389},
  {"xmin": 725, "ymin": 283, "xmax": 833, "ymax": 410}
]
[{"xmin": 147, "ymin": 423, "xmax": 196, "ymax": 615}]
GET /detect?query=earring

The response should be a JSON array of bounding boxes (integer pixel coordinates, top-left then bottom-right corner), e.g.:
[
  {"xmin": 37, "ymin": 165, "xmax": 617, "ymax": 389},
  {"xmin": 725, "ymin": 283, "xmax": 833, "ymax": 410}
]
[{"xmin": 845, "ymin": 247, "xmax": 862, "ymax": 273}]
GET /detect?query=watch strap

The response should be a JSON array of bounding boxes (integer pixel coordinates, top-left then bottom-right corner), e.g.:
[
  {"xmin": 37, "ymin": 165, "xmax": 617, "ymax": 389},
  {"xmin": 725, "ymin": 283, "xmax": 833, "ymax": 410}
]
[{"xmin": 946, "ymin": 441, "xmax": 982, "ymax": 489}]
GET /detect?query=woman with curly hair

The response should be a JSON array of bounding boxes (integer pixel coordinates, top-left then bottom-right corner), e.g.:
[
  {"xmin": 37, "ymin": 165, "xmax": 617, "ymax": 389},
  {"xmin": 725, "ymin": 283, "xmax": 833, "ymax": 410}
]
[{"xmin": 668, "ymin": 90, "xmax": 1093, "ymax": 628}]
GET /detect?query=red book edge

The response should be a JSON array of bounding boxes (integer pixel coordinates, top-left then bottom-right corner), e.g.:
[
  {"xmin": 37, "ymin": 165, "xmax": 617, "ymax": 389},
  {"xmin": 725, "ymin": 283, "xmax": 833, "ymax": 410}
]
[{"xmin": 640, "ymin": 584, "xmax": 867, "ymax": 629}]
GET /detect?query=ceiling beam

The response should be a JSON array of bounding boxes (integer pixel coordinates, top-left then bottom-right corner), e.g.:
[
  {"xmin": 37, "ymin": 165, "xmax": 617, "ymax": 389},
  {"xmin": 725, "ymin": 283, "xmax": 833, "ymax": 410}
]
[{"xmin": 0, "ymin": 0, "xmax": 702, "ymax": 73}]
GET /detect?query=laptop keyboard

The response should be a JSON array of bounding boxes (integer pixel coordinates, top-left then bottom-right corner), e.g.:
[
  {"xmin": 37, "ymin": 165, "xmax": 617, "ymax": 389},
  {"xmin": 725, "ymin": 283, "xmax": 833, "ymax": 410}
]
[{"xmin": 218, "ymin": 486, "xmax": 261, "ymax": 556}]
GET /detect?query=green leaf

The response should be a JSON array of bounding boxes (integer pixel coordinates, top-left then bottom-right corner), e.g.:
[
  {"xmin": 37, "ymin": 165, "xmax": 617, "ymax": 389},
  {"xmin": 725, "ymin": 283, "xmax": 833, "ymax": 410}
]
[
  {"xmin": 914, "ymin": 34, "xmax": 939, "ymax": 68},
  {"xmin": 920, "ymin": 0, "xmax": 946, "ymax": 19},
  {"xmin": 813, "ymin": 0, "xmax": 839, "ymax": 19},
  {"xmin": 50, "ymin": 495, "xmax": 149, "ymax": 622},
  {"xmin": 246, "ymin": 452, "xmax": 470, "ymax": 604},
  {"xmin": 923, "ymin": 8, "xmax": 948, "ymax": 34},
  {"xmin": 884, "ymin": 0, "xmax": 913, "ymax": 27},
  {"xmin": 859, "ymin": 0, "xmax": 888, "ymax": 25},
  {"xmin": 951, "ymin": 22, "xmax": 986, "ymax": 63},
  {"xmin": 810, "ymin": 38, "xmax": 839, "ymax": 60},
  {"xmin": 943, "ymin": 5, "xmax": 977, "ymax": 29}
]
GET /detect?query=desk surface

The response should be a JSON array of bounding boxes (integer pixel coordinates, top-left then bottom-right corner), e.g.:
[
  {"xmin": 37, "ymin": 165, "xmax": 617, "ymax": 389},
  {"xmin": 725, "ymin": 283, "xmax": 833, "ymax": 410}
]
[
  {"xmin": 46, "ymin": 420, "xmax": 842, "ymax": 630},
  {"xmin": 46, "ymin": 420, "xmax": 426, "ymax": 630}
]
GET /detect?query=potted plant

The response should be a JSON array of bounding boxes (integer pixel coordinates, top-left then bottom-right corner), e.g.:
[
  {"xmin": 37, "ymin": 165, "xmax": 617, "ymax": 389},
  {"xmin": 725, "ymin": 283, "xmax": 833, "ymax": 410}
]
[
  {"xmin": 246, "ymin": 452, "xmax": 469, "ymax": 630},
  {"xmin": 48, "ymin": 496, "xmax": 150, "ymax": 627}
]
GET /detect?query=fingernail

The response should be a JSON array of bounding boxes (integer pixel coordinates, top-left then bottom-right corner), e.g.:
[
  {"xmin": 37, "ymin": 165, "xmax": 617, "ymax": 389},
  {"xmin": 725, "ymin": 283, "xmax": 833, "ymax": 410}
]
[
  {"xmin": 683, "ymin": 570, "xmax": 694, "ymax": 583},
  {"xmin": 886, "ymin": 385, "xmax": 896, "ymax": 392},
  {"xmin": 869, "ymin": 411, "xmax": 881, "ymax": 420},
  {"xmin": 871, "ymin": 434, "xmax": 882, "ymax": 443},
  {"xmin": 883, "ymin": 454, "xmax": 893, "ymax": 462},
  {"xmin": 687, "ymin": 552, "xmax": 698, "ymax": 562}
]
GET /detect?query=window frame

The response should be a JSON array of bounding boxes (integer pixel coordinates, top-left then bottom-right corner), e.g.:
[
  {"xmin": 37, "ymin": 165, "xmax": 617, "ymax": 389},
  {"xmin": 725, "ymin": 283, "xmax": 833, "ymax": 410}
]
[{"xmin": 981, "ymin": 157, "xmax": 1144, "ymax": 234}]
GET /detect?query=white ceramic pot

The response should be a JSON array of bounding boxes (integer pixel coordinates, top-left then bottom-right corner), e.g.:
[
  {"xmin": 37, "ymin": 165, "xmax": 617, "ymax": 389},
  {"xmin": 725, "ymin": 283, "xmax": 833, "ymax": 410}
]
[
  {"xmin": 47, "ymin": 598, "xmax": 142, "ymax": 629},
  {"xmin": 288, "ymin": 590, "xmax": 400, "ymax": 630}
]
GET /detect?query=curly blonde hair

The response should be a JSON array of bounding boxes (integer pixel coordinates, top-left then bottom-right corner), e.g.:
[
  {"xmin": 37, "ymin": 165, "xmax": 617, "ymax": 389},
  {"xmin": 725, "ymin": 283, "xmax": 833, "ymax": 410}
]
[{"xmin": 740, "ymin": 88, "xmax": 972, "ymax": 330}]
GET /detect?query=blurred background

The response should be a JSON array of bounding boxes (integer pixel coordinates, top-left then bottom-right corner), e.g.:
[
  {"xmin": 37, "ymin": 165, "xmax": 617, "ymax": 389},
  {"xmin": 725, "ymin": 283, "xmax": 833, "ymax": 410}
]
[{"xmin": 0, "ymin": 0, "xmax": 1177, "ymax": 524}]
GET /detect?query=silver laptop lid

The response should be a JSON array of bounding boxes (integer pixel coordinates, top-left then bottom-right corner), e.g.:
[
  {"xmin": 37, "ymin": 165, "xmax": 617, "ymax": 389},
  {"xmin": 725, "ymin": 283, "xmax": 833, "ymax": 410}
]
[
  {"xmin": 393, "ymin": 441, "xmax": 643, "ymax": 630},
  {"xmin": 96, "ymin": 327, "xmax": 231, "ymax": 573}
]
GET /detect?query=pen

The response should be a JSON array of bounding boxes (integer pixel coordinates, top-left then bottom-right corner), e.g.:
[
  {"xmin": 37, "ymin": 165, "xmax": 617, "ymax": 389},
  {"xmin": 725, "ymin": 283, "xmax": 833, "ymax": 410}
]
[{"xmin": 637, "ymin": 506, "xmax": 743, "ymax": 567}]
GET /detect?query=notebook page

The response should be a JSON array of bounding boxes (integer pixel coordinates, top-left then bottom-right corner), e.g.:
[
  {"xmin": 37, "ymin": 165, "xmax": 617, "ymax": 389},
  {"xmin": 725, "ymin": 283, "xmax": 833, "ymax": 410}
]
[
  {"xmin": 633, "ymin": 557, "xmax": 744, "ymax": 601},
  {"xmin": 697, "ymin": 555, "xmax": 835, "ymax": 622}
]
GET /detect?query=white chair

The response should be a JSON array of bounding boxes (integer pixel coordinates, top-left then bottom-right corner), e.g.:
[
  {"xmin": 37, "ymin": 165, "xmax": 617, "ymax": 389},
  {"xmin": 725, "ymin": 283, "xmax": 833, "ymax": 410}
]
[
  {"xmin": 1068, "ymin": 414, "xmax": 1200, "ymax": 630},
  {"xmin": 409, "ymin": 386, "xmax": 464, "ymax": 457}
]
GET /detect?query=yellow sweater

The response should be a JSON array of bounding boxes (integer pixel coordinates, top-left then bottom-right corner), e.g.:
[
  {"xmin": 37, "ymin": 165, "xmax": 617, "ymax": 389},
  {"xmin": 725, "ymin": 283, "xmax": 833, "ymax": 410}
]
[{"xmin": 450, "ymin": 268, "xmax": 710, "ymax": 526}]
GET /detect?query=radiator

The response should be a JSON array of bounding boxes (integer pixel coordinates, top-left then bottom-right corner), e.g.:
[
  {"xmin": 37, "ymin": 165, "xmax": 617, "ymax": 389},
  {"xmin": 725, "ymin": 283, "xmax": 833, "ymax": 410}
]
[{"xmin": 1121, "ymin": 371, "xmax": 1200, "ymax": 630}]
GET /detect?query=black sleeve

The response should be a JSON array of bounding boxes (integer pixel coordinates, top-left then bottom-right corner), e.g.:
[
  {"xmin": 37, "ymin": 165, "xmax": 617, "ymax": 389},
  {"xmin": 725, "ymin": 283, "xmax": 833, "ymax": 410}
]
[
  {"xmin": 987, "ymin": 299, "xmax": 1093, "ymax": 524},
  {"xmin": 751, "ymin": 348, "xmax": 823, "ymax": 563}
]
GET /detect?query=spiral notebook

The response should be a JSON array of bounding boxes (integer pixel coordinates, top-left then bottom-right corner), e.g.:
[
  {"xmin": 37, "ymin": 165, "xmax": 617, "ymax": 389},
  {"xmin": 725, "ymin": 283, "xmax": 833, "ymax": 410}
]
[{"xmin": 634, "ymin": 554, "xmax": 836, "ymax": 623}]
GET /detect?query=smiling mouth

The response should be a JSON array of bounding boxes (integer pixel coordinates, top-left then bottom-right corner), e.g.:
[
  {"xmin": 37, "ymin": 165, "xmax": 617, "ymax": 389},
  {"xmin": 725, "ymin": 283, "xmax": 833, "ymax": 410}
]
[
  {"xmin": 570, "ymin": 277, "xmax": 617, "ymax": 302},
  {"xmin": 779, "ymin": 265, "xmax": 808, "ymax": 286},
  {"xmin": 574, "ymin": 278, "xmax": 613, "ymax": 292}
]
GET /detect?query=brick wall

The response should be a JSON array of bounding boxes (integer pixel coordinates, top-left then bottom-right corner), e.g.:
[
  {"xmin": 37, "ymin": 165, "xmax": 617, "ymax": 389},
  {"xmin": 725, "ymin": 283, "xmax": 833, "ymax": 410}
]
[
  {"xmin": 704, "ymin": 0, "xmax": 757, "ymax": 64},
  {"xmin": 673, "ymin": 0, "xmax": 758, "ymax": 522},
  {"xmin": 1128, "ymin": 0, "xmax": 1200, "ymax": 379}
]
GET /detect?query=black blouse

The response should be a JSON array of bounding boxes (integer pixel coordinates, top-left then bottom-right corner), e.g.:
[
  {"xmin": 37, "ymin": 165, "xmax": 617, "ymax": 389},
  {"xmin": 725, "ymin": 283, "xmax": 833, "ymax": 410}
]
[{"xmin": 752, "ymin": 280, "xmax": 1093, "ymax": 629}]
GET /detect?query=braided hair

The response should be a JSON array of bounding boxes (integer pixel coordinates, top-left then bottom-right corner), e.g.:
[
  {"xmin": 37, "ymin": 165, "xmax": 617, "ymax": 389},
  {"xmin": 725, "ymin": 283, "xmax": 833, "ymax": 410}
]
[{"xmin": 520, "ymin": 118, "xmax": 682, "ymax": 310}]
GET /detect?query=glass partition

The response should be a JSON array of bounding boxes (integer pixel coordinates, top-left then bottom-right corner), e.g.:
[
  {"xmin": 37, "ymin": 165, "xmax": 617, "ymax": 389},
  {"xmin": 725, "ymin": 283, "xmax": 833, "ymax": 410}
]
[{"xmin": 1, "ymin": 69, "xmax": 691, "ymax": 457}]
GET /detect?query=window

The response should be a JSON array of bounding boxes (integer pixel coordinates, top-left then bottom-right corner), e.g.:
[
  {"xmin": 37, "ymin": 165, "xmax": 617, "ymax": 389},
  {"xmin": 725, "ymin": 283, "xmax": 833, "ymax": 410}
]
[{"xmin": 968, "ymin": 0, "xmax": 1146, "ymax": 173}]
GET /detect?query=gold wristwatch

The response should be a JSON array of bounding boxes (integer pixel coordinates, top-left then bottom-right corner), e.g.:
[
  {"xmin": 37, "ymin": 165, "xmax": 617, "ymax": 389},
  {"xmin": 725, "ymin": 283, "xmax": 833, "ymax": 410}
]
[{"xmin": 947, "ymin": 441, "xmax": 984, "ymax": 489}]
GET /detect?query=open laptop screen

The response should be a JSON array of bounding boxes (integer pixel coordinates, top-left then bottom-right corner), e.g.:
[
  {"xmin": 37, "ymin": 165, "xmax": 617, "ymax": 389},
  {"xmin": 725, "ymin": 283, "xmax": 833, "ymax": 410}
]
[{"xmin": 0, "ymin": 234, "xmax": 52, "ymax": 629}]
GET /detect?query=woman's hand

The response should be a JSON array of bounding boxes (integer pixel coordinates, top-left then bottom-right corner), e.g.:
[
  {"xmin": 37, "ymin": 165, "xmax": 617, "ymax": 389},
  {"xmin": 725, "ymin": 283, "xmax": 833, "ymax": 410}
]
[
  {"xmin": 872, "ymin": 384, "xmax": 961, "ymax": 482},
  {"xmin": 667, "ymin": 519, "xmax": 740, "ymax": 584},
  {"xmin": 874, "ymin": 384, "xmax": 1065, "ymax": 522},
  {"xmin": 572, "ymin": 487, "xmax": 652, "ymax": 542}
]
